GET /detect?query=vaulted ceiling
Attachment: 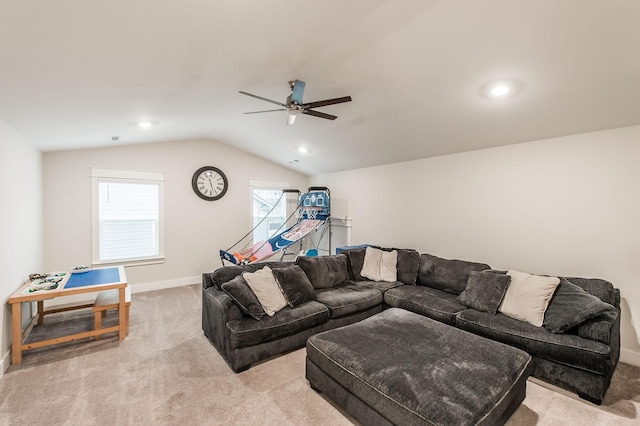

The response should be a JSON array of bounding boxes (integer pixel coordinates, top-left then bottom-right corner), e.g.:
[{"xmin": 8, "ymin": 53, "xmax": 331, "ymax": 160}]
[{"xmin": 1, "ymin": 0, "xmax": 639, "ymax": 175}]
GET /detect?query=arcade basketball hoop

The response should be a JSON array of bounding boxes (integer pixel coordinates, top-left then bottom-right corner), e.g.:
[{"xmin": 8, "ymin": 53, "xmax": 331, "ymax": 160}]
[{"xmin": 305, "ymin": 207, "xmax": 318, "ymax": 220}]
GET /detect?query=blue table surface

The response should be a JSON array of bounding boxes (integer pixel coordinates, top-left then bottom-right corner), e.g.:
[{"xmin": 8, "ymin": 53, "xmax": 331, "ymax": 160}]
[{"xmin": 64, "ymin": 268, "xmax": 121, "ymax": 289}]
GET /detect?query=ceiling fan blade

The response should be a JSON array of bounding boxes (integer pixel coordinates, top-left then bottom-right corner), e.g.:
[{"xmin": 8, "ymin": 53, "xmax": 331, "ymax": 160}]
[
  {"xmin": 239, "ymin": 91, "xmax": 287, "ymax": 107},
  {"xmin": 302, "ymin": 109, "xmax": 338, "ymax": 120},
  {"xmin": 243, "ymin": 108, "xmax": 286, "ymax": 114},
  {"xmin": 302, "ymin": 96, "xmax": 352, "ymax": 109},
  {"xmin": 290, "ymin": 80, "xmax": 306, "ymax": 104}
]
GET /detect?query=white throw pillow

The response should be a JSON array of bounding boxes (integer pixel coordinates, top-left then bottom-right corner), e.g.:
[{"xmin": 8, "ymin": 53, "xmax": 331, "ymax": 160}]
[
  {"xmin": 361, "ymin": 247, "xmax": 398, "ymax": 282},
  {"xmin": 242, "ymin": 266, "xmax": 287, "ymax": 316},
  {"xmin": 498, "ymin": 270, "xmax": 560, "ymax": 327},
  {"xmin": 360, "ymin": 247, "xmax": 381, "ymax": 280}
]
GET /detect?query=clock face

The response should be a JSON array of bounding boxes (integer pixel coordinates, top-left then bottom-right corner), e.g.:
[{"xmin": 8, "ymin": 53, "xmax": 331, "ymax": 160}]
[{"xmin": 192, "ymin": 166, "xmax": 228, "ymax": 201}]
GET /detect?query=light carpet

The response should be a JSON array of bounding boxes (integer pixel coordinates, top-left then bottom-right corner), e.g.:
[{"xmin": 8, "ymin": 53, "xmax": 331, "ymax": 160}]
[{"xmin": 0, "ymin": 284, "xmax": 638, "ymax": 425}]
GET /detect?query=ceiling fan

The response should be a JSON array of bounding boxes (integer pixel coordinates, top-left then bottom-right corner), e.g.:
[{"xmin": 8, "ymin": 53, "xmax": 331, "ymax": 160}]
[{"xmin": 239, "ymin": 80, "xmax": 352, "ymax": 125}]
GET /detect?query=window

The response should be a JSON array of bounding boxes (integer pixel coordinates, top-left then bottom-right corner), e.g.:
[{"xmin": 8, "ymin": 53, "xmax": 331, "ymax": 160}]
[
  {"xmin": 92, "ymin": 168, "xmax": 164, "ymax": 265},
  {"xmin": 249, "ymin": 180, "xmax": 290, "ymax": 245}
]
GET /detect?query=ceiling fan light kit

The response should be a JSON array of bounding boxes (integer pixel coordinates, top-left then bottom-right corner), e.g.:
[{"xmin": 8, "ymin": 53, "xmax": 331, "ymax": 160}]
[{"xmin": 240, "ymin": 80, "xmax": 352, "ymax": 125}]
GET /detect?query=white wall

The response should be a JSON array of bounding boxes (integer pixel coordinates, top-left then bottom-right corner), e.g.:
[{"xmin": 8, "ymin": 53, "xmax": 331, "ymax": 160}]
[
  {"xmin": 43, "ymin": 139, "xmax": 308, "ymax": 292},
  {"xmin": 310, "ymin": 125, "xmax": 640, "ymax": 366},
  {"xmin": 0, "ymin": 119, "xmax": 43, "ymax": 373}
]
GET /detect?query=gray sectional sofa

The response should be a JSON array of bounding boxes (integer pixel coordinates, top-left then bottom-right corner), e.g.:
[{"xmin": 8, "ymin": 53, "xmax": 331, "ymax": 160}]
[{"xmin": 202, "ymin": 247, "xmax": 620, "ymax": 405}]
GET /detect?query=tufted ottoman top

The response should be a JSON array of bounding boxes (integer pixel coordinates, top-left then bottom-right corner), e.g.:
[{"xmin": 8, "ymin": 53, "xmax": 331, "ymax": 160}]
[{"xmin": 306, "ymin": 308, "xmax": 533, "ymax": 426}]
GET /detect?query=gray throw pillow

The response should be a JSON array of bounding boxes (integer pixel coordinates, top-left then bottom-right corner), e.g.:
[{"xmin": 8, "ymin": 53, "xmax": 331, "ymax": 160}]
[
  {"xmin": 458, "ymin": 271, "xmax": 511, "ymax": 314},
  {"xmin": 221, "ymin": 275, "xmax": 266, "ymax": 320},
  {"xmin": 394, "ymin": 248, "xmax": 421, "ymax": 285},
  {"xmin": 272, "ymin": 265, "xmax": 316, "ymax": 307},
  {"xmin": 212, "ymin": 266, "xmax": 245, "ymax": 290},
  {"xmin": 543, "ymin": 278, "xmax": 616, "ymax": 333},
  {"xmin": 296, "ymin": 255, "xmax": 349, "ymax": 289},
  {"xmin": 345, "ymin": 248, "xmax": 367, "ymax": 280}
]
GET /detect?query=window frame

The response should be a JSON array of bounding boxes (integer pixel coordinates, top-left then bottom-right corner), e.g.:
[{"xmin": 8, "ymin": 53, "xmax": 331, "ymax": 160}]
[
  {"xmin": 91, "ymin": 168, "xmax": 165, "ymax": 266},
  {"xmin": 248, "ymin": 180, "xmax": 289, "ymax": 245}
]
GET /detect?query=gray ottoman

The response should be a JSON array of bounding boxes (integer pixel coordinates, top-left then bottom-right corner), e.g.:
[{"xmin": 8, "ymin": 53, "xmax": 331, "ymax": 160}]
[{"xmin": 306, "ymin": 308, "xmax": 532, "ymax": 426}]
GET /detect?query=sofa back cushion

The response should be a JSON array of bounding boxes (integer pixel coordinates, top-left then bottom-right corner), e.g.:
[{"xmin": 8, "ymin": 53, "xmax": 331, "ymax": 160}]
[
  {"xmin": 346, "ymin": 246, "xmax": 420, "ymax": 285},
  {"xmin": 296, "ymin": 254, "xmax": 349, "ymax": 289},
  {"xmin": 417, "ymin": 253, "xmax": 490, "ymax": 295},
  {"xmin": 561, "ymin": 277, "xmax": 617, "ymax": 307},
  {"xmin": 210, "ymin": 261, "xmax": 293, "ymax": 290}
]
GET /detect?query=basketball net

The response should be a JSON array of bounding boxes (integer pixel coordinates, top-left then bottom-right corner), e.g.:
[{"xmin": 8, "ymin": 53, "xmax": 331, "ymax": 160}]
[{"xmin": 305, "ymin": 207, "xmax": 318, "ymax": 220}]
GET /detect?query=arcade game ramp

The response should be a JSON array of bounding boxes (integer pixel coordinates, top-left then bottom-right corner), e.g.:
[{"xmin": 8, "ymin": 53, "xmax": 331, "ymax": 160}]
[{"xmin": 220, "ymin": 187, "xmax": 330, "ymax": 265}]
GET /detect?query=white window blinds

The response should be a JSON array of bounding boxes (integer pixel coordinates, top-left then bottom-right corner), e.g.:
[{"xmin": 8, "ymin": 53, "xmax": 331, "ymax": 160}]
[{"xmin": 92, "ymin": 169, "xmax": 164, "ymax": 264}]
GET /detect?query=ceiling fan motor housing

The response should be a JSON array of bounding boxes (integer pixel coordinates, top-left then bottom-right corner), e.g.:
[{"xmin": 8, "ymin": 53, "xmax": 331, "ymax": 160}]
[{"xmin": 239, "ymin": 79, "xmax": 351, "ymax": 124}]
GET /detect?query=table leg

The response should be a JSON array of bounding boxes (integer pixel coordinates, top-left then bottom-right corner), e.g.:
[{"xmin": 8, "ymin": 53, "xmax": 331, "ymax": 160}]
[
  {"xmin": 11, "ymin": 302, "xmax": 22, "ymax": 365},
  {"xmin": 37, "ymin": 300, "xmax": 44, "ymax": 325},
  {"xmin": 118, "ymin": 287, "xmax": 126, "ymax": 341}
]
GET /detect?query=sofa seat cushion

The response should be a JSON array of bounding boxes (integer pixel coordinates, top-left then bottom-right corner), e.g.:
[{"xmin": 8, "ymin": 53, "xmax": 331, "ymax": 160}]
[
  {"xmin": 315, "ymin": 284, "xmax": 383, "ymax": 318},
  {"xmin": 351, "ymin": 279, "xmax": 404, "ymax": 292},
  {"xmin": 456, "ymin": 309, "xmax": 613, "ymax": 375},
  {"xmin": 384, "ymin": 285, "xmax": 467, "ymax": 325},
  {"xmin": 226, "ymin": 301, "xmax": 329, "ymax": 349}
]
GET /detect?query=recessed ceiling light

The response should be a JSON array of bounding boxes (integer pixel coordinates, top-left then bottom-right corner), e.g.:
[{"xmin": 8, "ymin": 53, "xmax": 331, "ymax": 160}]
[
  {"xmin": 490, "ymin": 85, "xmax": 510, "ymax": 97},
  {"xmin": 482, "ymin": 79, "xmax": 521, "ymax": 99},
  {"xmin": 138, "ymin": 121, "xmax": 152, "ymax": 128},
  {"xmin": 298, "ymin": 147, "xmax": 309, "ymax": 154}
]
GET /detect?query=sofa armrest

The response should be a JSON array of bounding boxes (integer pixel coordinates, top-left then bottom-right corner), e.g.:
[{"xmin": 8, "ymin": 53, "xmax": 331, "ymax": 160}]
[
  {"xmin": 202, "ymin": 286, "xmax": 243, "ymax": 358},
  {"xmin": 202, "ymin": 272, "xmax": 215, "ymax": 290},
  {"xmin": 576, "ymin": 310, "xmax": 617, "ymax": 345}
]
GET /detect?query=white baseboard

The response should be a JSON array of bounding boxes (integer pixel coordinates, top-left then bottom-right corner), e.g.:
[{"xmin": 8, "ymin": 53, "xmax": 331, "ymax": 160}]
[
  {"xmin": 130, "ymin": 276, "xmax": 200, "ymax": 294},
  {"xmin": 1, "ymin": 350, "xmax": 10, "ymax": 375},
  {"xmin": 620, "ymin": 348, "xmax": 640, "ymax": 367}
]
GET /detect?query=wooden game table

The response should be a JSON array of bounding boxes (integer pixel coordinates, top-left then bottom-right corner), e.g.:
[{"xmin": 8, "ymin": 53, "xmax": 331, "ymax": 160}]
[{"xmin": 8, "ymin": 266, "xmax": 127, "ymax": 365}]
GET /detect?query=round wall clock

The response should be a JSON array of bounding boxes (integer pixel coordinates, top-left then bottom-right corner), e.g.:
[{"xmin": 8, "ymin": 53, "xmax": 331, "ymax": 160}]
[{"xmin": 192, "ymin": 166, "xmax": 228, "ymax": 201}]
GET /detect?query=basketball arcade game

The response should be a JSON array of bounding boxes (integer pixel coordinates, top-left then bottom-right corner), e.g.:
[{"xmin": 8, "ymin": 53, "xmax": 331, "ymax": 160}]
[{"xmin": 220, "ymin": 187, "xmax": 331, "ymax": 265}]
